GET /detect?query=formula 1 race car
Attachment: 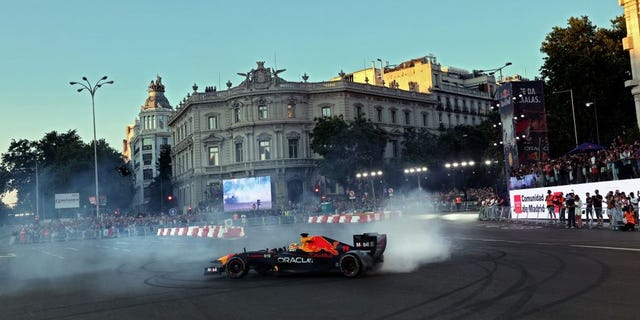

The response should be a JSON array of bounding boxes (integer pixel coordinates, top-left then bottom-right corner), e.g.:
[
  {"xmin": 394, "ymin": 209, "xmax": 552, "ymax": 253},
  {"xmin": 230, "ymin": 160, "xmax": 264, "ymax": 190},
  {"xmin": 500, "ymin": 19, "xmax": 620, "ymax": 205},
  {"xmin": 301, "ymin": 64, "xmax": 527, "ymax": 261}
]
[{"xmin": 204, "ymin": 232, "xmax": 386, "ymax": 278}]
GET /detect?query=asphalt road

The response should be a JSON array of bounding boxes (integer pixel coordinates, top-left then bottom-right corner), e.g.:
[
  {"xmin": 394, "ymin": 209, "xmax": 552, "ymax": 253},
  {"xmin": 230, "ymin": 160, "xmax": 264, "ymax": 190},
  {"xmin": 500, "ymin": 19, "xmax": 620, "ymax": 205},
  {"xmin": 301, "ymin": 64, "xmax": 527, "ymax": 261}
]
[{"xmin": 1, "ymin": 214, "xmax": 639, "ymax": 320}]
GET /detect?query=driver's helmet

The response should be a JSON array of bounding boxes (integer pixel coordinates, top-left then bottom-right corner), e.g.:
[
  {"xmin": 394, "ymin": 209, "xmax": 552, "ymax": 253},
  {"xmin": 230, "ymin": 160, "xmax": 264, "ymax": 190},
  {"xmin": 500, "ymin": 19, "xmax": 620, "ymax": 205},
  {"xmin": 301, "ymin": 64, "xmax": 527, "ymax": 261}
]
[{"xmin": 288, "ymin": 243, "xmax": 299, "ymax": 251}]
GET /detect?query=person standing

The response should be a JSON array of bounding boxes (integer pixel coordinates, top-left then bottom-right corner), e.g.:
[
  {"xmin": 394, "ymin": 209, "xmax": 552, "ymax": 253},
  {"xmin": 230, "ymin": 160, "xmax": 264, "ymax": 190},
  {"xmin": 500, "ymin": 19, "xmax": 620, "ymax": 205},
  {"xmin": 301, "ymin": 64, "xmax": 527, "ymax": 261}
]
[
  {"xmin": 585, "ymin": 192, "xmax": 594, "ymax": 228},
  {"xmin": 566, "ymin": 193, "xmax": 577, "ymax": 229},
  {"xmin": 546, "ymin": 190, "xmax": 556, "ymax": 223},
  {"xmin": 593, "ymin": 189, "xmax": 604, "ymax": 228},
  {"xmin": 574, "ymin": 194, "xmax": 583, "ymax": 229}
]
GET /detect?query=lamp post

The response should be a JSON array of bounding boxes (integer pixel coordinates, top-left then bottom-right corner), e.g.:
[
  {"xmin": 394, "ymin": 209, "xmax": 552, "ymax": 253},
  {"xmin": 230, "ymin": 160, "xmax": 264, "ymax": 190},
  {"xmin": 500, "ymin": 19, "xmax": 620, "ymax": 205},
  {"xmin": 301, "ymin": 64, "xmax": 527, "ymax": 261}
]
[
  {"xmin": 585, "ymin": 101, "xmax": 600, "ymax": 145},
  {"xmin": 356, "ymin": 170, "xmax": 383, "ymax": 202},
  {"xmin": 478, "ymin": 62, "xmax": 512, "ymax": 83},
  {"xmin": 445, "ymin": 161, "xmax": 475, "ymax": 190},
  {"xmin": 553, "ymin": 89, "xmax": 578, "ymax": 147},
  {"xmin": 376, "ymin": 58, "xmax": 385, "ymax": 86},
  {"xmin": 404, "ymin": 167, "xmax": 428, "ymax": 190},
  {"xmin": 70, "ymin": 76, "xmax": 113, "ymax": 220}
]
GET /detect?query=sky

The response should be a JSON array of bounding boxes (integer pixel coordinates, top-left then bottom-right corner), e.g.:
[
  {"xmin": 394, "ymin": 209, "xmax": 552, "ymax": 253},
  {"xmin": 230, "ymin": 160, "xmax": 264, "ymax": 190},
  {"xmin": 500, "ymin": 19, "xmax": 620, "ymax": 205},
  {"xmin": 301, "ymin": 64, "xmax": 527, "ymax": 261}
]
[{"xmin": 0, "ymin": 0, "xmax": 624, "ymax": 157}]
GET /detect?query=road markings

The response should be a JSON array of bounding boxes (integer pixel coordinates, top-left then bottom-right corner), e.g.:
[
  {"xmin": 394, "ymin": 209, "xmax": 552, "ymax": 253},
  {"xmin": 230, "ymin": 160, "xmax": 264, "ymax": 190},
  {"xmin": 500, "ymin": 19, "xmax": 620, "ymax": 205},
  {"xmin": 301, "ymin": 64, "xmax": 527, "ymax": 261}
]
[
  {"xmin": 65, "ymin": 247, "xmax": 79, "ymax": 251},
  {"xmin": 570, "ymin": 245, "xmax": 640, "ymax": 252},
  {"xmin": 0, "ymin": 253, "xmax": 16, "ymax": 258},
  {"xmin": 35, "ymin": 249, "xmax": 65, "ymax": 259},
  {"xmin": 457, "ymin": 237, "xmax": 640, "ymax": 252}
]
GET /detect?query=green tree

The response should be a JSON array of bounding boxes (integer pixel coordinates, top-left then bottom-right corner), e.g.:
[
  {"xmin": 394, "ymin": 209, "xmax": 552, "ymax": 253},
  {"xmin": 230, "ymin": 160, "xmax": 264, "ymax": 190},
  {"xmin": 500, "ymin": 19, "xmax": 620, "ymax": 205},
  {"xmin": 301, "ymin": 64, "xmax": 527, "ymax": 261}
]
[
  {"xmin": 310, "ymin": 114, "xmax": 388, "ymax": 188},
  {"xmin": 540, "ymin": 15, "xmax": 635, "ymax": 155},
  {"xmin": 0, "ymin": 130, "xmax": 133, "ymax": 218},
  {"xmin": 146, "ymin": 145, "xmax": 173, "ymax": 214}
]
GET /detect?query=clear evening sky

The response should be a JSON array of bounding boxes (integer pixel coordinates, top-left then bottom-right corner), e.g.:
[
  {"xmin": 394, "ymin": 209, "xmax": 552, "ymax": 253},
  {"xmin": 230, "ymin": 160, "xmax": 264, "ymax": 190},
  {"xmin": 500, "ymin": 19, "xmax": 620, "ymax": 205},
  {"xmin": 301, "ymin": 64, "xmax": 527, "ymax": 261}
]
[{"xmin": 0, "ymin": 0, "xmax": 623, "ymax": 156}]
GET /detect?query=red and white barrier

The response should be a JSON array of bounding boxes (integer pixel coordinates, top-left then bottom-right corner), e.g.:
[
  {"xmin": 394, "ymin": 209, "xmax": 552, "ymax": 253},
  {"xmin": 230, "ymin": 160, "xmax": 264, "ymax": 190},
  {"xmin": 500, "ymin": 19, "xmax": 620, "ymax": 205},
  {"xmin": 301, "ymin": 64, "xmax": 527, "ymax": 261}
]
[
  {"xmin": 307, "ymin": 211, "xmax": 402, "ymax": 224},
  {"xmin": 157, "ymin": 225, "xmax": 245, "ymax": 239}
]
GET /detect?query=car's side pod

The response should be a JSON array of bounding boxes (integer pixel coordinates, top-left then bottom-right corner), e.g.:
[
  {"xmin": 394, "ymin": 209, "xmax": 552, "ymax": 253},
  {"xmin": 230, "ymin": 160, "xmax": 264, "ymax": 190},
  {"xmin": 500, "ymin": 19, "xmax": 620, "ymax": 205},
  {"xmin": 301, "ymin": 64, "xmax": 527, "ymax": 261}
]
[{"xmin": 353, "ymin": 233, "xmax": 387, "ymax": 262}]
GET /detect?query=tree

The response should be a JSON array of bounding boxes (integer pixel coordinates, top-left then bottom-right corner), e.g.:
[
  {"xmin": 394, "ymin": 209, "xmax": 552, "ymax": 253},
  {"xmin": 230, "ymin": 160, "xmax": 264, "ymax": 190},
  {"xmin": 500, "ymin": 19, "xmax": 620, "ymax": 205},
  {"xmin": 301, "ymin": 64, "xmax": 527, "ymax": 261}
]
[
  {"xmin": 310, "ymin": 115, "xmax": 388, "ymax": 188},
  {"xmin": 146, "ymin": 145, "xmax": 173, "ymax": 214},
  {"xmin": 0, "ymin": 130, "xmax": 133, "ymax": 218},
  {"xmin": 540, "ymin": 16, "xmax": 636, "ymax": 155}
]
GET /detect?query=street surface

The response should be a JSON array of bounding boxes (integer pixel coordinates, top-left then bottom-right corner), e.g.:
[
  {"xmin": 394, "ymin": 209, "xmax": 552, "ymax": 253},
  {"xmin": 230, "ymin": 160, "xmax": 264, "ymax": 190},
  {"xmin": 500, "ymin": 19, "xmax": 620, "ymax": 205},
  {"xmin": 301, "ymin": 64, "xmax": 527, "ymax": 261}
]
[{"xmin": 1, "ymin": 214, "xmax": 639, "ymax": 320}]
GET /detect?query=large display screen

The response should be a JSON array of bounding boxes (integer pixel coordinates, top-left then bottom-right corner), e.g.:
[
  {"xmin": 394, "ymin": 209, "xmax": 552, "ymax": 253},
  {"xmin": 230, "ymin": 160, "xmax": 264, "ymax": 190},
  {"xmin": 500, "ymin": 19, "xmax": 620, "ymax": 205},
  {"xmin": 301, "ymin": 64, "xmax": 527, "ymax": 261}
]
[{"xmin": 223, "ymin": 176, "xmax": 272, "ymax": 212}]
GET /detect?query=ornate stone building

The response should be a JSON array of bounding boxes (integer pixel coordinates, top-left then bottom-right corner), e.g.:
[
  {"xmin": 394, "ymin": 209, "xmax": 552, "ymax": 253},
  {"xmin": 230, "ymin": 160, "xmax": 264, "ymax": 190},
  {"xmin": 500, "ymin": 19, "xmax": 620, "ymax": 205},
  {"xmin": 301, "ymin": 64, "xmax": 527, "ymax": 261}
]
[
  {"xmin": 620, "ymin": 0, "xmax": 640, "ymax": 131},
  {"xmin": 127, "ymin": 76, "xmax": 174, "ymax": 212},
  {"xmin": 332, "ymin": 55, "xmax": 497, "ymax": 129},
  {"xmin": 167, "ymin": 61, "xmax": 454, "ymax": 213}
]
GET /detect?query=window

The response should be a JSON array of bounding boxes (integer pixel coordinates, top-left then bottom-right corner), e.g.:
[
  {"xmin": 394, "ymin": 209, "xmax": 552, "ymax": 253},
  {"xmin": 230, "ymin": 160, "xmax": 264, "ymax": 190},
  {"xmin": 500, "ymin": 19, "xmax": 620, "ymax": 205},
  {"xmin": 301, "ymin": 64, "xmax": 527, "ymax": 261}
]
[
  {"xmin": 258, "ymin": 105, "xmax": 268, "ymax": 120},
  {"xmin": 142, "ymin": 138, "xmax": 153, "ymax": 151},
  {"xmin": 234, "ymin": 108, "xmax": 241, "ymax": 123},
  {"xmin": 288, "ymin": 139, "xmax": 299, "ymax": 158},
  {"xmin": 355, "ymin": 105, "xmax": 363, "ymax": 118},
  {"xmin": 390, "ymin": 110, "xmax": 397, "ymax": 124},
  {"xmin": 259, "ymin": 141, "xmax": 271, "ymax": 160},
  {"xmin": 404, "ymin": 110, "xmax": 411, "ymax": 125},
  {"xmin": 142, "ymin": 153, "xmax": 152, "ymax": 165},
  {"xmin": 143, "ymin": 169, "xmax": 153, "ymax": 180},
  {"xmin": 287, "ymin": 103, "xmax": 296, "ymax": 118},
  {"xmin": 208, "ymin": 147, "xmax": 219, "ymax": 166},
  {"xmin": 235, "ymin": 142, "xmax": 243, "ymax": 162},
  {"xmin": 422, "ymin": 113, "xmax": 428, "ymax": 127},
  {"xmin": 321, "ymin": 106, "xmax": 331, "ymax": 117},
  {"xmin": 376, "ymin": 108, "xmax": 382, "ymax": 122},
  {"xmin": 208, "ymin": 116, "xmax": 218, "ymax": 130},
  {"xmin": 161, "ymin": 137, "xmax": 168, "ymax": 146},
  {"xmin": 391, "ymin": 140, "xmax": 399, "ymax": 158}
]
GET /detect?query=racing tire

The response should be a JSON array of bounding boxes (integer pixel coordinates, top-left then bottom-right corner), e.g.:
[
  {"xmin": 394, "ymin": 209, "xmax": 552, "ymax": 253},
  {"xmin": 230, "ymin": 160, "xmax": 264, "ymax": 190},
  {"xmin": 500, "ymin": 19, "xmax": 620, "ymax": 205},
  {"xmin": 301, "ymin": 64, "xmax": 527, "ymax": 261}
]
[
  {"xmin": 339, "ymin": 254, "xmax": 362, "ymax": 278},
  {"xmin": 226, "ymin": 257, "xmax": 248, "ymax": 279}
]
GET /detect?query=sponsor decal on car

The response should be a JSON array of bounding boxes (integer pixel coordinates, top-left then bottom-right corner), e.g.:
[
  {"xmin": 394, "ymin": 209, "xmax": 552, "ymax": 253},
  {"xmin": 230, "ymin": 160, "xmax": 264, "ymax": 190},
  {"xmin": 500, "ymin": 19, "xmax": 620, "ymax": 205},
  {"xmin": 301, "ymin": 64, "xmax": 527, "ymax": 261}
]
[{"xmin": 277, "ymin": 256, "xmax": 314, "ymax": 263}]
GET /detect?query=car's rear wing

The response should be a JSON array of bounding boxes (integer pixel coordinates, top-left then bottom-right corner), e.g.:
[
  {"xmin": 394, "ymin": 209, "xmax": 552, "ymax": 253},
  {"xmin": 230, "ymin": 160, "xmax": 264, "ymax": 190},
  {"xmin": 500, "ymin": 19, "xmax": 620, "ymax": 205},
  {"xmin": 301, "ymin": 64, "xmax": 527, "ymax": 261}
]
[{"xmin": 353, "ymin": 233, "xmax": 386, "ymax": 261}]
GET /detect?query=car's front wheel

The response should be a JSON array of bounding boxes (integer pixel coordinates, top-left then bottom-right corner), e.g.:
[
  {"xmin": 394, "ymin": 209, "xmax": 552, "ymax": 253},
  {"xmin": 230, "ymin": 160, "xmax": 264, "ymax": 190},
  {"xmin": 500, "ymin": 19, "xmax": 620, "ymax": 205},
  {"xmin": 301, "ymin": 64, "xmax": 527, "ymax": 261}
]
[
  {"xmin": 339, "ymin": 254, "xmax": 362, "ymax": 278},
  {"xmin": 226, "ymin": 257, "xmax": 248, "ymax": 279}
]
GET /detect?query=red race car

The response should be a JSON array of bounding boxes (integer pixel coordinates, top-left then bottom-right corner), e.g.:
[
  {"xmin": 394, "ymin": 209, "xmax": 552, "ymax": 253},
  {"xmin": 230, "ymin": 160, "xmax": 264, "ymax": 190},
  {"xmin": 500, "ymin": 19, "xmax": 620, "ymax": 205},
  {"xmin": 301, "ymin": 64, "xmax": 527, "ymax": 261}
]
[{"xmin": 204, "ymin": 232, "xmax": 386, "ymax": 278}]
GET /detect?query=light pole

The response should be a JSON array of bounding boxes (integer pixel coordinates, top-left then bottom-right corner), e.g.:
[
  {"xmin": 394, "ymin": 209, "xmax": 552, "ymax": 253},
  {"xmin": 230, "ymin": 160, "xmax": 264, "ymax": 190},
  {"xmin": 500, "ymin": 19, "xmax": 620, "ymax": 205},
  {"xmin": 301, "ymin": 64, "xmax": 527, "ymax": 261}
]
[
  {"xmin": 477, "ymin": 62, "xmax": 512, "ymax": 83},
  {"xmin": 445, "ymin": 161, "xmax": 475, "ymax": 190},
  {"xmin": 70, "ymin": 76, "xmax": 113, "ymax": 220},
  {"xmin": 404, "ymin": 167, "xmax": 428, "ymax": 190},
  {"xmin": 376, "ymin": 58, "xmax": 385, "ymax": 86},
  {"xmin": 586, "ymin": 101, "xmax": 600, "ymax": 145},
  {"xmin": 356, "ymin": 170, "xmax": 383, "ymax": 202},
  {"xmin": 553, "ymin": 89, "xmax": 578, "ymax": 147}
]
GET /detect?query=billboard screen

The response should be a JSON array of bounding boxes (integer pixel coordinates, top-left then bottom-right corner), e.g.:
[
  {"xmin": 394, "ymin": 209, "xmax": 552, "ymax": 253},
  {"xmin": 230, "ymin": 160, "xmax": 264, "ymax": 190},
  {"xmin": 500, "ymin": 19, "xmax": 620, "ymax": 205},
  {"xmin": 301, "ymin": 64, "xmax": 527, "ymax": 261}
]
[
  {"xmin": 55, "ymin": 193, "xmax": 80, "ymax": 209},
  {"xmin": 223, "ymin": 176, "xmax": 272, "ymax": 212}
]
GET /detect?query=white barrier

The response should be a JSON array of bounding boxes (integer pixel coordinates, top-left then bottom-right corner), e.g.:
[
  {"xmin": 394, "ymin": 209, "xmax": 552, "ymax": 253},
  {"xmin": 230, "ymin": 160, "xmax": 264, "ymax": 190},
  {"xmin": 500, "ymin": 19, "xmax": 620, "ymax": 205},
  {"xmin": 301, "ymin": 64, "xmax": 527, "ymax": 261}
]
[
  {"xmin": 156, "ymin": 225, "xmax": 245, "ymax": 239},
  {"xmin": 509, "ymin": 178, "xmax": 640, "ymax": 219}
]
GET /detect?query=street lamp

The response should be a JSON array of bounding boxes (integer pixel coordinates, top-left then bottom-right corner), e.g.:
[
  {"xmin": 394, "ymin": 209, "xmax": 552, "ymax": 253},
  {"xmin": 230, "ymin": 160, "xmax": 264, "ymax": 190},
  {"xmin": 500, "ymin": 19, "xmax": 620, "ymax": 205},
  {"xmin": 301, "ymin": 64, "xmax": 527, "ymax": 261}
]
[
  {"xmin": 585, "ymin": 101, "xmax": 600, "ymax": 145},
  {"xmin": 445, "ymin": 161, "xmax": 475, "ymax": 190},
  {"xmin": 376, "ymin": 58, "xmax": 385, "ymax": 86},
  {"xmin": 404, "ymin": 166, "xmax": 428, "ymax": 190},
  {"xmin": 552, "ymin": 89, "xmax": 578, "ymax": 147},
  {"xmin": 477, "ymin": 62, "xmax": 512, "ymax": 83},
  {"xmin": 70, "ymin": 76, "xmax": 113, "ymax": 220},
  {"xmin": 356, "ymin": 170, "xmax": 383, "ymax": 202}
]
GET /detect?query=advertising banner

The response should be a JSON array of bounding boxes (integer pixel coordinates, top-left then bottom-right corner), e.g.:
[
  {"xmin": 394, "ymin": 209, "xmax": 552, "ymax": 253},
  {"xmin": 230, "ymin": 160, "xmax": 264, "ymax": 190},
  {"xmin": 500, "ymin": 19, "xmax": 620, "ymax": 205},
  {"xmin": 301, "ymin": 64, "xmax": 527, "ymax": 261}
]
[
  {"xmin": 55, "ymin": 193, "xmax": 80, "ymax": 209},
  {"xmin": 508, "ymin": 178, "xmax": 640, "ymax": 219}
]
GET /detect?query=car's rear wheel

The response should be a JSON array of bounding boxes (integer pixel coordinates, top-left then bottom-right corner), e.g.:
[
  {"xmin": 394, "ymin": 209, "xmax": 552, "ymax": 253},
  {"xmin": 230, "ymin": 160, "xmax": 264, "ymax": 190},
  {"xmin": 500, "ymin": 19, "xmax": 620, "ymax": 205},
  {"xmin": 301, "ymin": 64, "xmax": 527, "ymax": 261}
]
[
  {"xmin": 226, "ymin": 257, "xmax": 248, "ymax": 279},
  {"xmin": 339, "ymin": 254, "xmax": 362, "ymax": 278}
]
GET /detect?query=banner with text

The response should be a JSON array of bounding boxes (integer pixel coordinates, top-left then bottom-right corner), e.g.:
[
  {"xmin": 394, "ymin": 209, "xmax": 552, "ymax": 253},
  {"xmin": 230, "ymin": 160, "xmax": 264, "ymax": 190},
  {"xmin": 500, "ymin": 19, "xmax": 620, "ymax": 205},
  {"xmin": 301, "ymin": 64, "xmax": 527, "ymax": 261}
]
[
  {"xmin": 55, "ymin": 193, "xmax": 80, "ymax": 209},
  {"xmin": 508, "ymin": 179, "xmax": 640, "ymax": 219}
]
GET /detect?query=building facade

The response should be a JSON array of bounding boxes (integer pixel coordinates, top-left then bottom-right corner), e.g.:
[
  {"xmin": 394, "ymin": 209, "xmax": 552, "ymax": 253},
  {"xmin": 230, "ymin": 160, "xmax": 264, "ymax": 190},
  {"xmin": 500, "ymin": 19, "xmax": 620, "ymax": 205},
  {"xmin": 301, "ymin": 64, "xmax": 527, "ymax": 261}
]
[
  {"xmin": 331, "ymin": 55, "xmax": 497, "ymax": 129},
  {"xmin": 167, "ymin": 61, "xmax": 467, "ymax": 213},
  {"xmin": 620, "ymin": 0, "xmax": 640, "ymax": 131},
  {"xmin": 127, "ymin": 76, "xmax": 174, "ymax": 212}
]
